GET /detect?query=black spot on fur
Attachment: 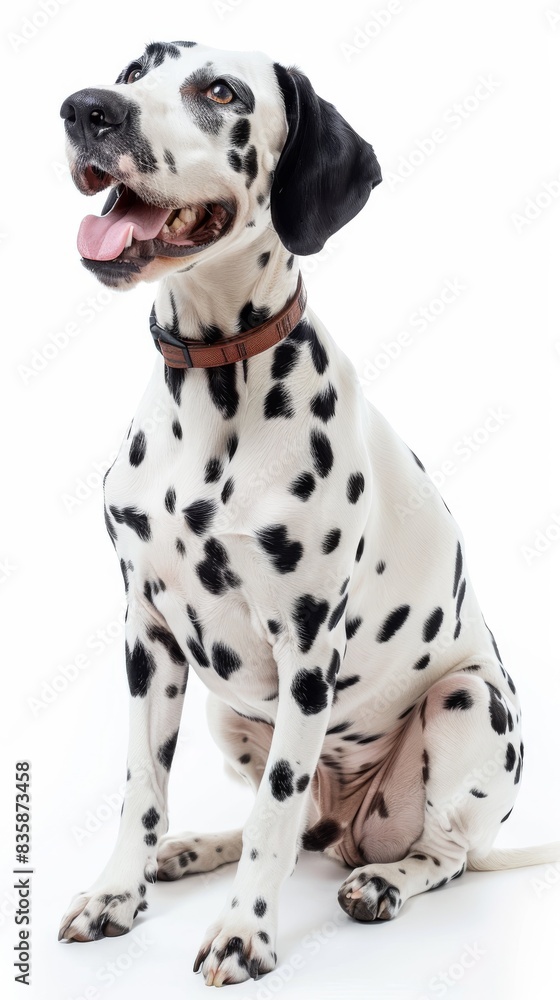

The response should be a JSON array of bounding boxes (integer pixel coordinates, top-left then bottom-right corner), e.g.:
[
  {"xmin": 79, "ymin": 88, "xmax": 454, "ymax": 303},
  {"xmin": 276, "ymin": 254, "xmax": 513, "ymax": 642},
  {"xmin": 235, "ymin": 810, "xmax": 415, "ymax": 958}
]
[
  {"xmin": 297, "ymin": 774, "xmax": 310, "ymax": 793},
  {"xmin": 110, "ymin": 506, "xmax": 151, "ymax": 542},
  {"xmin": 444, "ymin": 688, "xmax": 474, "ymax": 711},
  {"xmin": 345, "ymin": 616, "xmax": 362, "ymax": 640},
  {"xmin": 455, "ymin": 579, "xmax": 466, "ymax": 619},
  {"xmin": 166, "ymin": 684, "xmax": 178, "ymax": 698},
  {"xmin": 267, "ymin": 619, "xmax": 281, "ymax": 634},
  {"xmin": 253, "ymin": 897, "xmax": 267, "ymax": 917},
  {"xmin": 272, "ymin": 340, "xmax": 299, "ymax": 379},
  {"xmin": 290, "ymin": 472, "xmax": 316, "ymax": 501},
  {"xmin": 411, "ymin": 450, "xmax": 426, "ymax": 471},
  {"xmin": 163, "ymin": 148, "xmax": 177, "ymax": 173},
  {"xmin": 104, "ymin": 507, "xmax": 117, "ymax": 546},
  {"xmin": 470, "ymin": 788, "xmax": 487, "ymax": 798},
  {"xmin": 250, "ymin": 848, "xmax": 258, "ymax": 860},
  {"xmin": 486, "ymin": 682, "xmax": 508, "ymax": 735},
  {"xmin": 147, "ymin": 624, "xmax": 187, "ymax": 664},
  {"xmin": 501, "ymin": 807, "xmax": 514, "ymax": 823},
  {"xmin": 221, "ymin": 477, "xmax": 234, "ymax": 504},
  {"xmin": 505, "ymin": 743, "xmax": 516, "ymax": 772},
  {"xmin": 514, "ymin": 758, "xmax": 522, "ymax": 785},
  {"xmin": 293, "ymin": 594, "xmax": 330, "ymax": 652},
  {"xmin": 377, "ymin": 605, "xmax": 410, "ymax": 642},
  {"xmin": 243, "ymin": 145, "xmax": 258, "ymax": 187},
  {"xmin": 453, "ymin": 542, "xmax": 463, "ymax": 597},
  {"xmin": 302, "ymin": 818, "xmax": 341, "ymax": 851},
  {"xmin": 187, "ymin": 637, "xmax": 209, "ymax": 668},
  {"xmin": 183, "ymin": 498, "xmax": 216, "ymax": 535},
  {"xmin": 238, "ymin": 753, "xmax": 251, "ymax": 765},
  {"xmin": 186, "ymin": 606, "xmax": 203, "ymax": 646},
  {"xmin": 172, "ymin": 419, "xmax": 182, "ymax": 439},
  {"xmin": 256, "ymin": 524, "xmax": 303, "ymax": 573},
  {"xmin": 376, "ymin": 560, "xmax": 386, "ymax": 574},
  {"xmin": 422, "ymin": 750, "xmax": 430, "ymax": 783},
  {"xmin": 228, "ymin": 149, "xmax": 242, "ymax": 171},
  {"xmin": 311, "ymin": 383, "xmax": 338, "ymax": 423},
  {"xmin": 310, "ymin": 429, "xmax": 334, "ymax": 477},
  {"xmin": 269, "ymin": 760, "xmax": 294, "ymax": 801},
  {"xmin": 238, "ymin": 302, "xmax": 270, "ymax": 331},
  {"xmin": 206, "ymin": 364, "xmax": 239, "ymax": 419},
  {"xmin": 126, "ymin": 640, "xmax": 156, "ymax": 697},
  {"xmin": 346, "ymin": 472, "xmax": 365, "ymax": 503},
  {"xmin": 326, "ymin": 649, "xmax": 341, "ymax": 685},
  {"xmin": 264, "ymin": 383, "xmax": 294, "ymax": 418},
  {"xmin": 129, "ymin": 431, "xmax": 146, "ymax": 466},
  {"xmin": 144, "ymin": 833, "xmax": 157, "ymax": 846},
  {"xmin": 323, "ymin": 528, "xmax": 341, "ymax": 554},
  {"xmin": 142, "ymin": 807, "xmax": 160, "ymax": 830},
  {"xmin": 291, "ymin": 668, "xmax": 330, "ymax": 714},
  {"xmin": 356, "ymin": 536, "xmax": 365, "ymax": 562},
  {"xmin": 164, "ymin": 366, "xmax": 185, "ymax": 407},
  {"xmin": 211, "ymin": 642, "xmax": 242, "ymax": 679},
  {"xmin": 145, "ymin": 40, "xmax": 181, "ymax": 65},
  {"xmin": 423, "ymin": 607, "xmax": 444, "ymax": 642},
  {"xmin": 335, "ymin": 674, "xmax": 360, "ymax": 693},
  {"xmin": 165, "ymin": 487, "xmax": 176, "ymax": 514},
  {"xmin": 196, "ymin": 536, "xmax": 241, "ymax": 594},
  {"xmin": 413, "ymin": 654, "xmax": 431, "ymax": 671},
  {"xmin": 328, "ymin": 594, "xmax": 348, "ymax": 631},
  {"xmin": 204, "ymin": 458, "xmax": 223, "ymax": 483},
  {"xmin": 367, "ymin": 790, "xmax": 389, "ymax": 819},
  {"xmin": 289, "ymin": 319, "xmax": 329, "ymax": 374},
  {"xmin": 157, "ymin": 730, "xmax": 179, "ymax": 770},
  {"xmin": 230, "ymin": 117, "xmax": 250, "ymax": 147},
  {"xmin": 258, "ymin": 251, "xmax": 270, "ymax": 268},
  {"xmin": 227, "ymin": 433, "xmax": 239, "ymax": 459},
  {"xmin": 120, "ymin": 558, "xmax": 129, "ymax": 594}
]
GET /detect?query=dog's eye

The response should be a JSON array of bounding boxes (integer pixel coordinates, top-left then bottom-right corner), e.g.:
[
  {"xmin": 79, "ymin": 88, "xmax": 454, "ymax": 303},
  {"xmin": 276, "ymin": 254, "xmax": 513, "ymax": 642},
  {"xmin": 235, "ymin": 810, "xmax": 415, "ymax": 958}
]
[
  {"xmin": 125, "ymin": 63, "xmax": 143, "ymax": 84},
  {"xmin": 205, "ymin": 81, "xmax": 235, "ymax": 105}
]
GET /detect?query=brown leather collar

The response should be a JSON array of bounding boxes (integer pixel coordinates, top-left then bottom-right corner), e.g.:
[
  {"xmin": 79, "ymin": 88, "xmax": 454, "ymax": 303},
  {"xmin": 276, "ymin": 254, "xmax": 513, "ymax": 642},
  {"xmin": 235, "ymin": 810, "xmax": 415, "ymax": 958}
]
[{"xmin": 150, "ymin": 273, "xmax": 307, "ymax": 369}]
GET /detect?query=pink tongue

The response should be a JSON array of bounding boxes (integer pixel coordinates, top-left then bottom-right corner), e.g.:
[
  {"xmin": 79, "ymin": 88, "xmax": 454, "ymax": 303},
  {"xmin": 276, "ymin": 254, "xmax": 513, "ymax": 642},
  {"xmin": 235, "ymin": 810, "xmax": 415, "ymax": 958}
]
[{"xmin": 77, "ymin": 193, "xmax": 171, "ymax": 261}]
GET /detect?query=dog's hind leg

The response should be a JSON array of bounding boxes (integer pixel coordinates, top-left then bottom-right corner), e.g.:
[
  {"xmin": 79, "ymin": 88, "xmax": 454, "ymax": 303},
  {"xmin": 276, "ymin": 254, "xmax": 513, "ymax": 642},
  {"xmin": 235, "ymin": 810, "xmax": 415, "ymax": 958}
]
[
  {"xmin": 157, "ymin": 829, "xmax": 243, "ymax": 880},
  {"xmin": 337, "ymin": 668, "xmax": 523, "ymax": 922}
]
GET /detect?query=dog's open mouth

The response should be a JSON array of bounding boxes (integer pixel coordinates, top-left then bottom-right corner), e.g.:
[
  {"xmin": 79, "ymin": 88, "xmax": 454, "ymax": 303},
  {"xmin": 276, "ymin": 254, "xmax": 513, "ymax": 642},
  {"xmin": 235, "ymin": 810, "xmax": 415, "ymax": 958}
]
[{"xmin": 77, "ymin": 174, "xmax": 233, "ymax": 264}]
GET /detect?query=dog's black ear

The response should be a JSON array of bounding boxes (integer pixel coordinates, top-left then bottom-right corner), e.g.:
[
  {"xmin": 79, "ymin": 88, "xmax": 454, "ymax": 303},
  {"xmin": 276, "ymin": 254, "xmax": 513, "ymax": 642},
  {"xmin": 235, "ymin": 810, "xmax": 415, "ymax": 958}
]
[{"xmin": 270, "ymin": 63, "xmax": 382, "ymax": 256}]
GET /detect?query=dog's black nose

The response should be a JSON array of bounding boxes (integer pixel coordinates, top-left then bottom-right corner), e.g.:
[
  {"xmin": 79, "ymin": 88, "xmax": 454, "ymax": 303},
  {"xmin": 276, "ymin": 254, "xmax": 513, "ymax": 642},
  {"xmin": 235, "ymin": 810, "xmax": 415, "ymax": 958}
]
[{"xmin": 60, "ymin": 88, "xmax": 129, "ymax": 142}]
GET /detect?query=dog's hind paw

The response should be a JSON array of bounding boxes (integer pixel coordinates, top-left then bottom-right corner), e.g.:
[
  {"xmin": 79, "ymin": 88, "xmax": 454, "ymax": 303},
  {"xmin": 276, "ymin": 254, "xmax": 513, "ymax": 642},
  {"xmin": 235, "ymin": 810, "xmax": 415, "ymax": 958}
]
[
  {"xmin": 337, "ymin": 871, "xmax": 402, "ymax": 922},
  {"xmin": 58, "ymin": 882, "xmax": 148, "ymax": 942}
]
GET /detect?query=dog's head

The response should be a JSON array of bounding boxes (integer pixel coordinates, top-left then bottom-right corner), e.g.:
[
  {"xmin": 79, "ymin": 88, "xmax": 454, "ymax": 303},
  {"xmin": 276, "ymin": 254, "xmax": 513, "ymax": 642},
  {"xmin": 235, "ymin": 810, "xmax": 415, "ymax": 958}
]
[{"xmin": 60, "ymin": 41, "xmax": 382, "ymax": 289}]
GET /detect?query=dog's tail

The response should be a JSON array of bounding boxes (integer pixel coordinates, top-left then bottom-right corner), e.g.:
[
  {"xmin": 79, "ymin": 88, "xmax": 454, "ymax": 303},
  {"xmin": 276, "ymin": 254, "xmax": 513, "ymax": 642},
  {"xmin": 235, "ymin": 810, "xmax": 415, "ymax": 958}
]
[{"xmin": 467, "ymin": 842, "xmax": 560, "ymax": 871}]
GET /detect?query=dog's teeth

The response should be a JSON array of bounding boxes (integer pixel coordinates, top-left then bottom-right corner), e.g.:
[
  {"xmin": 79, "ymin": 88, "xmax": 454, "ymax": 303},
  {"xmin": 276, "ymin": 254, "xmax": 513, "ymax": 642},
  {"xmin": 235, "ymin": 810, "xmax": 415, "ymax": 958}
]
[
  {"xmin": 179, "ymin": 207, "xmax": 196, "ymax": 224},
  {"xmin": 171, "ymin": 218, "xmax": 183, "ymax": 232},
  {"xmin": 124, "ymin": 225, "xmax": 134, "ymax": 248}
]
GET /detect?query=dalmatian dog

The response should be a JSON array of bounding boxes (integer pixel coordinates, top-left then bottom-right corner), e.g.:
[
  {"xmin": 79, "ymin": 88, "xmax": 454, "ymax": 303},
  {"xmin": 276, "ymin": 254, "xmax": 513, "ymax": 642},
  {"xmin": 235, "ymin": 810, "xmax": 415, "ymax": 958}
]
[{"xmin": 58, "ymin": 41, "xmax": 559, "ymax": 987}]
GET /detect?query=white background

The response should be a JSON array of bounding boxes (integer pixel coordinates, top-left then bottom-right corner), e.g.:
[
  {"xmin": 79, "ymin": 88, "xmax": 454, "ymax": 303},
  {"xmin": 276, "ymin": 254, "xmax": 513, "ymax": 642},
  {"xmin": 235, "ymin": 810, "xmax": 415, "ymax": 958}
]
[{"xmin": 1, "ymin": 0, "xmax": 559, "ymax": 997}]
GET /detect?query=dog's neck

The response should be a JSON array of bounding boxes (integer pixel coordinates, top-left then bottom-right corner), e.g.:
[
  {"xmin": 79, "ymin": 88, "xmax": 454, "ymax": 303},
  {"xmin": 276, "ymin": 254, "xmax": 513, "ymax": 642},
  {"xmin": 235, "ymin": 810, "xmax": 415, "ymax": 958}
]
[{"xmin": 152, "ymin": 228, "xmax": 298, "ymax": 343}]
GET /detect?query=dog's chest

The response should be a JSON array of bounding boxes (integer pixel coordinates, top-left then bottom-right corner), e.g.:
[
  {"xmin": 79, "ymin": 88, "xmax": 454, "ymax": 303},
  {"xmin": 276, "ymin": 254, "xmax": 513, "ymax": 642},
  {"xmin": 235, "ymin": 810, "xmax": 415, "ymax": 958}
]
[{"xmin": 103, "ymin": 369, "xmax": 298, "ymax": 712}]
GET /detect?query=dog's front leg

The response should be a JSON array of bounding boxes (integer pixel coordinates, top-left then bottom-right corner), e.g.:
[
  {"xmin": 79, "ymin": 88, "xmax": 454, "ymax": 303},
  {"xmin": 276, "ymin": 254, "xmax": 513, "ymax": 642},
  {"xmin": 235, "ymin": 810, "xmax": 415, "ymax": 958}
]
[
  {"xmin": 194, "ymin": 625, "xmax": 343, "ymax": 986},
  {"xmin": 59, "ymin": 598, "xmax": 188, "ymax": 942}
]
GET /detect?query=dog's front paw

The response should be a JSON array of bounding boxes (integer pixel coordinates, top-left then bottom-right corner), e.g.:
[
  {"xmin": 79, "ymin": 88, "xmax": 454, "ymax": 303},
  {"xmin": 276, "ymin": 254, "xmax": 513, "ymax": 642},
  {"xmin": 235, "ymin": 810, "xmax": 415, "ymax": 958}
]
[
  {"xmin": 338, "ymin": 871, "xmax": 402, "ymax": 923},
  {"xmin": 58, "ymin": 882, "xmax": 148, "ymax": 942},
  {"xmin": 193, "ymin": 918, "xmax": 277, "ymax": 987}
]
